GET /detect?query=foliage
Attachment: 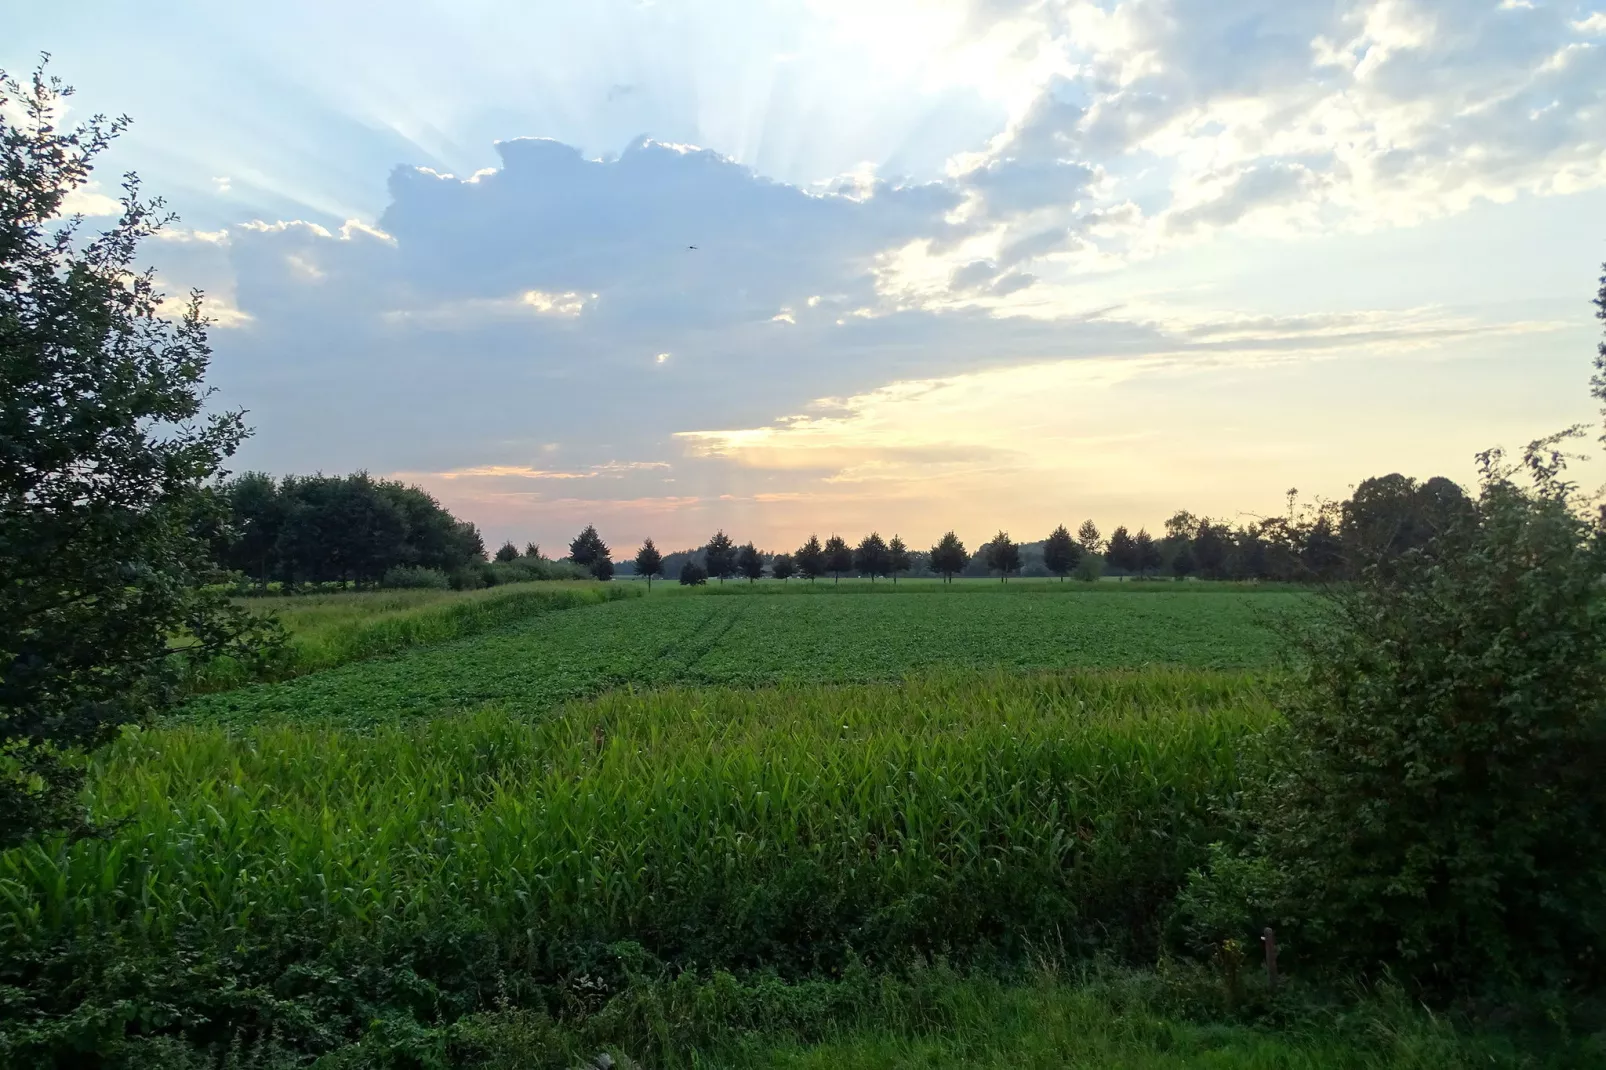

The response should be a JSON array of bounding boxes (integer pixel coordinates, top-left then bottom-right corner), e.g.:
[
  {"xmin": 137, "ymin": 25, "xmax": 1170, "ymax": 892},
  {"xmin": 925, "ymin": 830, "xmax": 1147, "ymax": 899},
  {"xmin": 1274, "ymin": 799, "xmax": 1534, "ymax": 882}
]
[
  {"xmin": 982, "ymin": 531, "xmax": 1021, "ymax": 582},
  {"xmin": 1228, "ymin": 432, "xmax": 1606, "ymax": 995},
  {"xmin": 219, "ymin": 471, "xmax": 486, "ymax": 589},
  {"xmin": 854, "ymin": 532, "xmax": 890, "ymax": 581},
  {"xmin": 1339, "ymin": 473, "xmax": 1472, "ymax": 578},
  {"xmin": 770, "ymin": 553, "xmax": 795, "ymax": 582},
  {"xmin": 634, "ymin": 538, "xmax": 663, "ymax": 588},
  {"xmin": 2, "ymin": 671, "xmax": 1271, "ymax": 1061},
  {"xmin": 823, "ymin": 535, "xmax": 853, "ymax": 583},
  {"xmin": 1105, "ymin": 527, "xmax": 1137, "ymax": 574},
  {"xmin": 1134, "ymin": 529, "xmax": 1161, "ymax": 578},
  {"xmin": 928, "ymin": 532, "xmax": 969, "ymax": 582},
  {"xmin": 1043, "ymin": 525, "xmax": 1080, "ymax": 580},
  {"xmin": 738, "ymin": 542, "xmax": 765, "ymax": 583},
  {"xmin": 381, "ymin": 565, "xmax": 452, "ymax": 590},
  {"xmin": 495, "ymin": 540, "xmax": 520, "ymax": 563},
  {"xmin": 887, "ymin": 536, "xmax": 910, "ymax": 582},
  {"xmin": 706, "ymin": 530, "xmax": 737, "ymax": 583},
  {"xmin": 1074, "ymin": 554, "xmax": 1104, "ymax": 583},
  {"xmin": 569, "ymin": 525, "xmax": 610, "ymax": 568},
  {"xmin": 0, "ymin": 63, "xmax": 281, "ymax": 846},
  {"xmin": 680, "ymin": 560, "xmax": 709, "ymax": 586},
  {"xmin": 1169, "ymin": 543, "xmax": 1196, "ymax": 580},
  {"xmin": 1076, "ymin": 520, "xmax": 1102, "ymax": 556},
  {"xmin": 795, "ymin": 535, "xmax": 825, "ymax": 582}
]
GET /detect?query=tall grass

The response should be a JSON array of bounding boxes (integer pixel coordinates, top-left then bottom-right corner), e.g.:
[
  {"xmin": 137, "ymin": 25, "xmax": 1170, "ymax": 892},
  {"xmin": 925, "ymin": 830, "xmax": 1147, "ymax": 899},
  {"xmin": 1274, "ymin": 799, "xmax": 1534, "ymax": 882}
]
[
  {"xmin": 2, "ymin": 670, "xmax": 1271, "ymax": 1061},
  {"xmin": 191, "ymin": 581, "xmax": 635, "ymax": 691}
]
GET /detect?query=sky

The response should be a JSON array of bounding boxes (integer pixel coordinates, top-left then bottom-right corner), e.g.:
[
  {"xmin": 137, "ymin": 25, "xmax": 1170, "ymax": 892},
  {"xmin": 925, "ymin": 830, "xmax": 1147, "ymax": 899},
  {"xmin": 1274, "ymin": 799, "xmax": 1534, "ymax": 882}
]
[{"xmin": 8, "ymin": 0, "xmax": 1606, "ymax": 553}]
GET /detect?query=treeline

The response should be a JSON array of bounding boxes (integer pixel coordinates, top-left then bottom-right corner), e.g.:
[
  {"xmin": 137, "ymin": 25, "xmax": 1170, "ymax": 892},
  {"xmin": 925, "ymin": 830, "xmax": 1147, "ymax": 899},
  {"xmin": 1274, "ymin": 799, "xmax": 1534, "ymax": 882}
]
[
  {"xmin": 214, "ymin": 472, "xmax": 489, "ymax": 590},
  {"xmin": 567, "ymin": 472, "xmax": 1471, "ymax": 586}
]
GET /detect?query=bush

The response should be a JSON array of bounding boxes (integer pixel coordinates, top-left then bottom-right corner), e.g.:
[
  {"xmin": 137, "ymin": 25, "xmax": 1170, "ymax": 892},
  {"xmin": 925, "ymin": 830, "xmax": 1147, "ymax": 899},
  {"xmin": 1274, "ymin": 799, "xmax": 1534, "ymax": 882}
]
[
  {"xmin": 1221, "ymin": 432, "xmax": 1606, "ymax": 995},
  {"xmin": 380, "ymin": 566, "xmax": 451, "ymax": 590},
  {"xmin": 679, "ymin": 560, "xmax": 708, "ymax": 585}
]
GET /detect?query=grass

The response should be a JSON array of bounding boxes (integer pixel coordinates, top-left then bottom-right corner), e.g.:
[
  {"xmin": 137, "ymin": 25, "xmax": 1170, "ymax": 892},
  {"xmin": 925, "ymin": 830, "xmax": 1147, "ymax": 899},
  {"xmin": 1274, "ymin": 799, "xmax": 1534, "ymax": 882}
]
[
  {"xmin": 181, "ymin": 582, "xmax": 1303, "ymax": 726},
  {"xmin": 191, "ymin": 580, "xmax": 634, "ymax": 691}
]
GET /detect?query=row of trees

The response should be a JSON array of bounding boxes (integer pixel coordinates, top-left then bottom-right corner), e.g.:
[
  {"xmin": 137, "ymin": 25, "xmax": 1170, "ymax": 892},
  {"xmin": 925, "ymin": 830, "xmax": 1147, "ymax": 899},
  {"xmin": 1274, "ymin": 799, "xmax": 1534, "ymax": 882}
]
[
  {"xmin": 547, "ymin": 476, "xmax": 1471, "ymax": 589},
  {"xmin": 216, "ymin": 472, "xmax": 487, "ymax": 589}
]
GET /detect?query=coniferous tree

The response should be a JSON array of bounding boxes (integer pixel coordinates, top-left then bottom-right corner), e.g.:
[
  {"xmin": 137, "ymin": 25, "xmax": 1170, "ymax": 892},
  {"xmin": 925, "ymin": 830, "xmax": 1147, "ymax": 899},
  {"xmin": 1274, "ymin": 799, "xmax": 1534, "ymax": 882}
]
[
  {"xmin": 705, "ymin": 529, "xmax": 736, "ymax": 583},
  {"xmin": 1105, "ymin": 526, "xmax": 1138, "ymax": 576},
  {"xmin": 495, "ymin": 541, "xmax": 520, "ymax": 563},
  {"xmin": 524, "ymin": 542, "xmax": 541, "ymax": 558},
  {"xmin": 590, "ymin": 556, "xmax": 614, "ymax": 581},
  {"xmin": 1134, "ymin": 528, "xmax": 1161, "ymax": 578},
  {"xmin": 854, "ymin": 532, "xmax": 890, "ymax": 582},
  {"xmin": 568, "ymin": 525, "xmax": 608, "ymax": 568},
  {"xmin": 1076, "ymin": 519, "xmax": 1103, "ymax": 556},
  {"xmin": 823, "ymin": 535, "xmax": 853, "ymax": 583},
  {"xmin": 795, "ymin": 534, "xmax": 825, "ymax": 582},
  {"xmin": 770, "ymin": 552, "xmax": 795, "ymax": 582},
  {"xmin": 634, "ymin": 538, "xmax": 663, "ymax": 589},
  {"xmin": 928, "ymin": 531, "xmax": 969, "ymax": 583},
  {"xmin": 737, "ymin": 542, "xmax": 765, "ymax": 583},
  {"xmin": 1042, "ymin": 524, "xmax": 1080, "ymax": 581},
  {"xmin": 983, "ymin": 530, "xmax": 1022, "ymax": 582},
  {"xmin": 887, "ymin": 535, "xmax": 910, "ymax": 584}
]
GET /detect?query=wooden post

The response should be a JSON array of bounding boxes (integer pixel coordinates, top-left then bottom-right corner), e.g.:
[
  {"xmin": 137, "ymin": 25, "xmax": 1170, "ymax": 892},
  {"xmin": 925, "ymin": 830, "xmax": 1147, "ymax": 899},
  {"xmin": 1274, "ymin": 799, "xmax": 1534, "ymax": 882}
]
[{"xmin": 1262, "ymin": 927, "xmax": 1279, "ymax": 991}]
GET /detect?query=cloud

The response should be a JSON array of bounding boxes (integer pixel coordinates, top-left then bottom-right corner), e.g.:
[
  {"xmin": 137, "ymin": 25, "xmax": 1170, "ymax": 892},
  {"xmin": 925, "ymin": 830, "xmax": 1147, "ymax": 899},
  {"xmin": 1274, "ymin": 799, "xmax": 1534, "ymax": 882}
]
[{"xmin": 949, "ymin": 0, "xmax": 1606, "ymax": 253}]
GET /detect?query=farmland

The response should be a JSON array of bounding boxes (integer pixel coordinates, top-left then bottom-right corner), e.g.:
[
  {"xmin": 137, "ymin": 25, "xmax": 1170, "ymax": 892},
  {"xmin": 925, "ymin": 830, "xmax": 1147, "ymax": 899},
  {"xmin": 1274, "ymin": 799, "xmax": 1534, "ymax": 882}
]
[
  {"xmin": 183, "ymin": 581, "xmax": 1300, "ymax": 726},
  {"xmin": 2, "ymin": 583, "xmax": 1596, "ymax": 1067}
]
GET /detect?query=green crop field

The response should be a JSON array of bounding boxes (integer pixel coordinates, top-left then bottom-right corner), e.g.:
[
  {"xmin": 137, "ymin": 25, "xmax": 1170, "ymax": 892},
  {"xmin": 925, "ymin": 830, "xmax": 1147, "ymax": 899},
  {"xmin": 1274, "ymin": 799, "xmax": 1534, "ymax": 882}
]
[
  {"xmin": 182, "ymin": 583, "xmax": 1303, "ymax": 727},
  {"xmin": 5, "ymin": 583, "xmax": 1590, "ymax": 1067}
]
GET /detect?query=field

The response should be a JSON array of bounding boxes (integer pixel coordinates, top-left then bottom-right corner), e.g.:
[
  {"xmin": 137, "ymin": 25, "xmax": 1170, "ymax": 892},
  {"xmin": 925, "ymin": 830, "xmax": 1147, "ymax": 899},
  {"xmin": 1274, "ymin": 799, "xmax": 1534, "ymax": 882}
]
[
  {"xmin": 183, "ymin": 581, "xmax": 1300, "ymax": 726},
  {"xmin": 3, "ymin": 583, "xmax": 1592, "ymax": 1067},
  {"xmin": 192, "ymin": 581, "xmax": 632, "ymax": 691}
]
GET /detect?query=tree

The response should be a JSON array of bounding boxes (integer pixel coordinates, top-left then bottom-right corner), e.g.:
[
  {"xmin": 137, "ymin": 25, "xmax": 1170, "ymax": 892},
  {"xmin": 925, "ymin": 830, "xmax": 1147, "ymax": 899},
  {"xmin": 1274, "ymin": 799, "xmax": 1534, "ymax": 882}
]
[
  {"xmin": 634, "ymin": 538, "xmax": 663, "ymax": 589},
  {"xmin": 854, "ymin": 532, "xmax": 890, "ymax": 582},
  {"xmin": 524, "ymin": 542, "xmax": 541, "ymax": 558},
  {"xmin": 737, "ymin": 541, "xmax": 765, "ymax": 583},
  {"xmin": 705, "ymin": 529, "xmax": 736, "ymax": 584},
  {"xmin": 887, "ymin": 535, "xmax": 910, "ymax": 584},
  {"xmin": 678, "ymin": 560, "xmax": 708, "ymax": 585},
  {"xmin": 823, "ymin": 535, "xmax": 853, "ymax": 583},
  {"xmin": 1236, "ymin": 432, "xmax": 1606, "ymax": 991},
  {"xmin": 928, "ymin": 531, "xmax": 969, "ymax": 583},
  {"xmin": 1042, "ymin": 524, "xmax": 1080, "ymax": 581},
  {"xmin": 795, "ymin": 535, "xmax": 824, "ymax": 583},
  {"xmin": 218, "ymin": 472, "xmax": 285, "ymax": 591},
  {"xmin": 1134, "ymin": 528, "xmax": 1161, "ymax": 578},
  {"xmin": 1, "ymin": 63, "xmax": 280, "ymax": 845},
  {"xmin": 770, "ymin": 552, "xmax": 795, "ymax": 582},
  {"xmin": 590, "ymin": 556, "xmax": 614, "ymax": 581},
  {"xmin": 1076, "ymin": 519, "xmax": 1102, "ymax": 556},
  {"xmin": 1170, "ymin": 541, "xmax": 1196, "ymax": 580},
  {"xmin": 1340, "ymin": 473, "xmax": 1472, "ymax": 578},
  {"xmin": 1105, "ymin": 526, "xmax": 1138, "ymax": 575},
  {"xmin": 983, "ymin": 530, "xmax": 1021, "ymax": 582},
  {"xmin": 1193, "ymin": 521, "xmax": 1230, "ymax": 579},
  {"xmin": 569, "ymin": 525, "xmax": 608, "ymax": 568},
  {"xmin": 495, "ymin": 541, "xmax": 520, "ymax": 563}
]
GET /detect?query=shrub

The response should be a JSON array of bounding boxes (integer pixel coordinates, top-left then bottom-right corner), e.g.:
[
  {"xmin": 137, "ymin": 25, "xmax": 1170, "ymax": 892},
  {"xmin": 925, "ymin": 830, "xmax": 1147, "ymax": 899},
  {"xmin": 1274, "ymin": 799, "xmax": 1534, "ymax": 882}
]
[
  {"xmin": 1224, "ymin": 432, "xmax": 1606, "ymax": 994},
  {"xmin": 679, "ymin": 560, "xmax": 708, "ymax": 585},
  {"xmin": 380, "ymin": 566, "xmax": 451, "ymax": 590}
]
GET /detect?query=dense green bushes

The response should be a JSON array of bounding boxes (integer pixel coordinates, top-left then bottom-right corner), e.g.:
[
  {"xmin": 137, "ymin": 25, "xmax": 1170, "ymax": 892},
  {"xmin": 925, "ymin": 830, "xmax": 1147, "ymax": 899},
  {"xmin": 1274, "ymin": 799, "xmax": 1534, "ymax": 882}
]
[
  {"xmin": 0, "ymin": 671, "xmax": 1269, "ymax": 1063},
  {"xmin": 1185, "ymin": 434, "xmax": 1606, "ymax": 997}
]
